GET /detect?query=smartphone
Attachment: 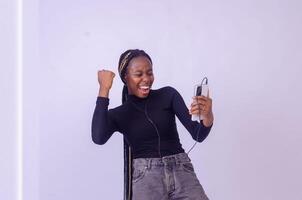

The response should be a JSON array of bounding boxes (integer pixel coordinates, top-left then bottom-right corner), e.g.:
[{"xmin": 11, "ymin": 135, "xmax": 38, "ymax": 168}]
[
  {"xmin": 192, "ymin": 84, "xmax": 209, "ymax": 121},
  {"xmin": 194, "ymin": 84, "xmax": 208, "ymax": 97}
]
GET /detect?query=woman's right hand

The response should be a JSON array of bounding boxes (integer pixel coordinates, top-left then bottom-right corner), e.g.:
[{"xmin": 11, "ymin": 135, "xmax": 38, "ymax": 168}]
[{"xmin": 98, "ymin": 70, "xmax": 115, "ymax": 97}]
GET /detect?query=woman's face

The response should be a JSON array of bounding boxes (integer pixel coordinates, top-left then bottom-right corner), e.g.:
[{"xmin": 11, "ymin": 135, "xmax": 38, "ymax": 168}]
[{"xmin": 124, "ymin": 56, "xmax": 154, "ymax": 98}]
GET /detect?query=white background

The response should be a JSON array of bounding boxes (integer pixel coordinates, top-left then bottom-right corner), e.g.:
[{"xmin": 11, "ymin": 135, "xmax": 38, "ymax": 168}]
[
  {"xmin": 2, "ymin": 0, "xmax": 302, "ymax": 200},
  {"xmin": 0, "ymin": 0, "xmax": 17, "ymax": 200}
]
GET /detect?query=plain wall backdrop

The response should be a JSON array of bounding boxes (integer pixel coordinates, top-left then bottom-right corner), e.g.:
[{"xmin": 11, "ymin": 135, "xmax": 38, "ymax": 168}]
[
  {"xmin": 5, "ymin": 0, "xmax": 302, "ymax": 200},
  {"xmin": 0, "ymin": 0, "xmax": 17, "ymax": 200}
]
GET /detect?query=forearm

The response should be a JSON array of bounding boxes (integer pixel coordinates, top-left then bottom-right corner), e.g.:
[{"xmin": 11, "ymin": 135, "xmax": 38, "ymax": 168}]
[
  {"xmin": 195, "ymin": 123, "xmax": 212, "ymax": 142},
  {"xmin": 195, "ymin": 112, "xmax": 213, "ymax": 142},
  {"xmin": 91, "ymin": 97, "xmax": 115, "ymax": 145},
  {"xmin": 202, "ymin": 111, "xmax": 214, "ymax": 127}
]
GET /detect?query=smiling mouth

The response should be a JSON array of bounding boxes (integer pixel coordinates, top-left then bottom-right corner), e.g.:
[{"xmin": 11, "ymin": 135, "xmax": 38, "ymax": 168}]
[{"xmin": 138, "ymin": 85, "xmax": 151, "ymax": 95}]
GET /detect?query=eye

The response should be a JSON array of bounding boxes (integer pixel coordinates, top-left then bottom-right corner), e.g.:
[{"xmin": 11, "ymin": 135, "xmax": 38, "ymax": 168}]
[
  {"xmin": 147, "ymin": 71, "xmax": 153, "ymax": 76},
  {"xmin": 132, "ymin": 72, "xmax": 143, "ymax": 77},
  {"xmin": 130, "ymin": 70, "xmax": 153, "ymax": 77}
]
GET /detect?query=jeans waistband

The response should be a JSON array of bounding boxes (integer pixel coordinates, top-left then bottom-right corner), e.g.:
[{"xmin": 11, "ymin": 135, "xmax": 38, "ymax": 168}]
[{"xmin": 133, "ymin": 153, "xmax": 191, "ymax": 167}]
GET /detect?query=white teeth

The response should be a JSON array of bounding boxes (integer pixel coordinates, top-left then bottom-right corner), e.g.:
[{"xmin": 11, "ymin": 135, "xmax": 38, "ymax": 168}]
[{"xmin": 140, "ymin": 86, "xmax": 150, "ymax": 89}]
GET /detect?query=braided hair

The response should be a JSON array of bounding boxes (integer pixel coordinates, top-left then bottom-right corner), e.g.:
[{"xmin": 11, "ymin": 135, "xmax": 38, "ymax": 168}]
[
  {"xmin": 118, "ymin": 49, "xmax": 152, "ymax": 200},
  {"xmin": 118, "ymin": 49, "xmax": 152, "ymax": 103}
]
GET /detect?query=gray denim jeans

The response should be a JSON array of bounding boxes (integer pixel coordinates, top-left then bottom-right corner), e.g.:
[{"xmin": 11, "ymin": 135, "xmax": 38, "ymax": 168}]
[{"xmin": 132, "ymin": 153, "xmax": 209, "ymax": 200}]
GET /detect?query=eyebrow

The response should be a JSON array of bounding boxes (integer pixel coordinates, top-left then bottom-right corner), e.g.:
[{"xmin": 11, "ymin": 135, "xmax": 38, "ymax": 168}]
[{"xmin": 131, "ymin": 68, "xmax": 153, "ymax": 73}]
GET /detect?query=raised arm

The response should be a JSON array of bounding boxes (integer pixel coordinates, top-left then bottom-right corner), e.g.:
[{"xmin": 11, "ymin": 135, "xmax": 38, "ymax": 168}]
[{"xmin": 91, "ymin": 70, "xmax": 117, "ymax": 145}]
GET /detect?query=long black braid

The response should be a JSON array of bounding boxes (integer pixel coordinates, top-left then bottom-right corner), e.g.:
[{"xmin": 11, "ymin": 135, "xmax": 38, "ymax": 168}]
[{"xmin": 118, "ymin": 49, "xmax": 152, "ymax": 200}]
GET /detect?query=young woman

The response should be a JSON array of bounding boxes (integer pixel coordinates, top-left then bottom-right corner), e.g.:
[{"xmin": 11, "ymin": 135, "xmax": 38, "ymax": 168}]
[{"xmin": 92, "ymin": 49, "xmax": 214, "ymax": 200}]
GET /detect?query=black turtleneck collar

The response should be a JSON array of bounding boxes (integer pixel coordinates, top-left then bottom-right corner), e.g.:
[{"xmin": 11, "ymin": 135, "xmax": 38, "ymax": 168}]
[{"xmin": 127, "ymin": 90, "xmax": 153, "ymax": 102}]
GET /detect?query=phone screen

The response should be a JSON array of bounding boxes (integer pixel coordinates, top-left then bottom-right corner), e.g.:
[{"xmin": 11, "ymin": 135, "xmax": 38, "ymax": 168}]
[{"xmin": 196, "ymin": 86, "xmax": 202, "ymax": 96}]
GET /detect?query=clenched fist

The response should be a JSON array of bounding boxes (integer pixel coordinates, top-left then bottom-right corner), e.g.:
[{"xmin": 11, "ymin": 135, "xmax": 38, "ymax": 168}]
[{"xmin": 98, "ymin": 70, "xmax": 115, "ymax": 97}]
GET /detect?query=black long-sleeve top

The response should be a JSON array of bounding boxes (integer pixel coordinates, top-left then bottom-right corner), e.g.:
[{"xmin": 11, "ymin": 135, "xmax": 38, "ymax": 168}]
[{"xmin": 91, "ymin": 86, "xmax": 212, "ymax": 159}]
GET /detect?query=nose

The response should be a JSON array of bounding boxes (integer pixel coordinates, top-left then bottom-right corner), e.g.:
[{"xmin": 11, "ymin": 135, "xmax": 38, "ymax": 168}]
[{"xmin": 142, "ymin": 73, "xmax": 151, "ymax": 82}]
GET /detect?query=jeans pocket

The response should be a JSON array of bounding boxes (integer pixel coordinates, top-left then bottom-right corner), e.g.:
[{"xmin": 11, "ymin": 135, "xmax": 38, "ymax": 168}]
[
  {"xmin": 182, "ymin": 162, "xmax": 195, "ymax": 174},
  {"xmin": 132, "ymin": 166, "xmax": 147, "ymax": 183}
]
